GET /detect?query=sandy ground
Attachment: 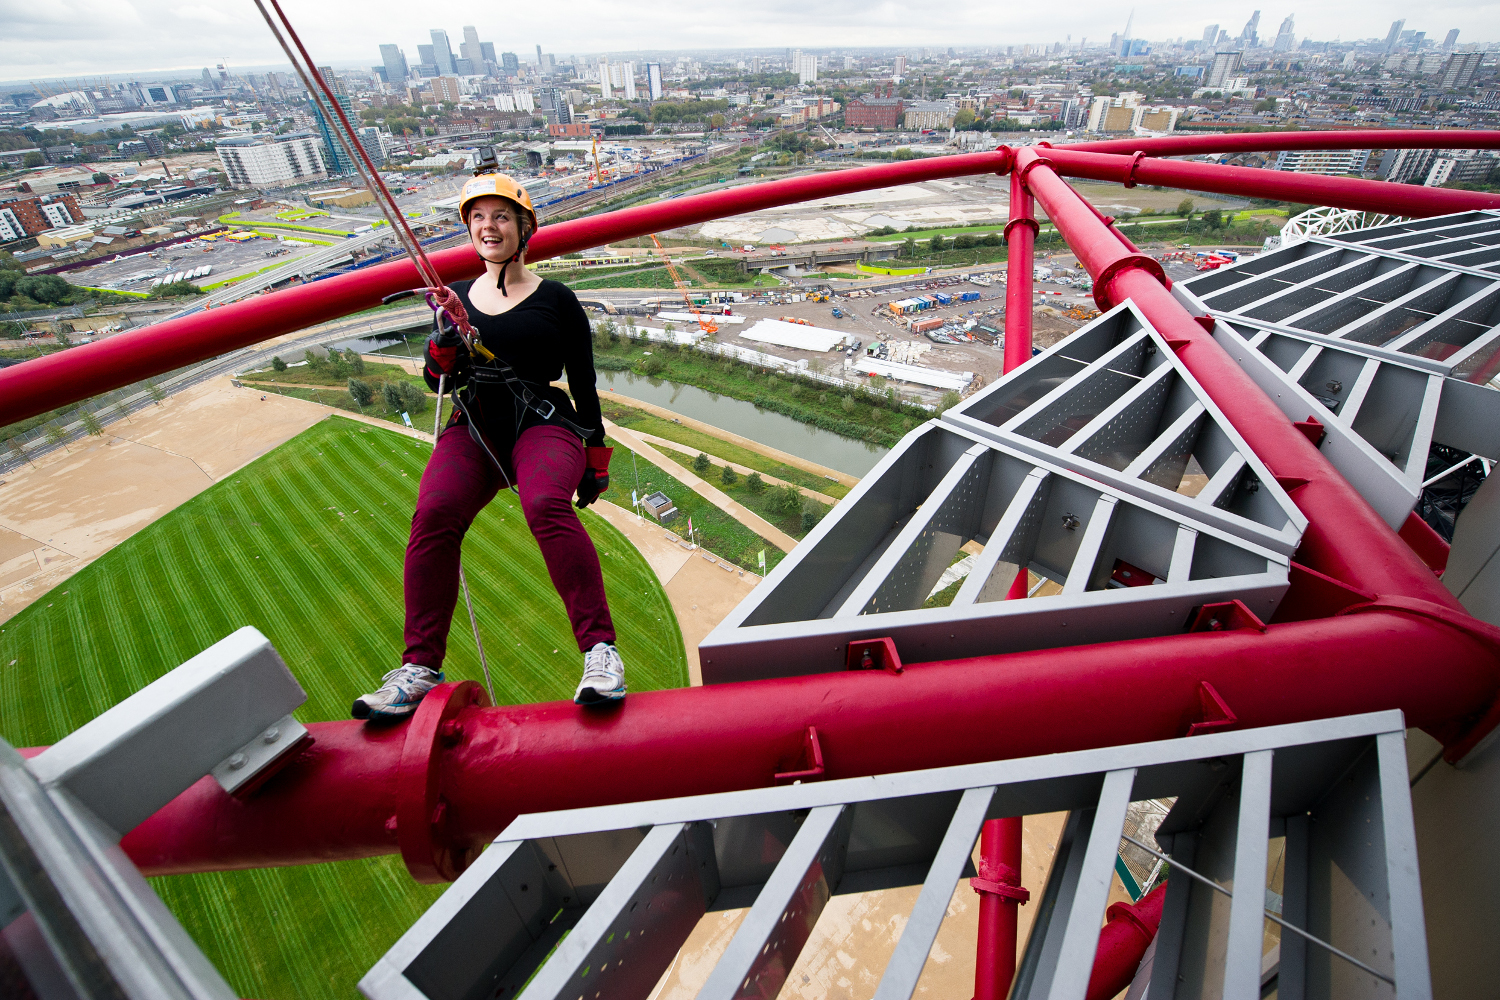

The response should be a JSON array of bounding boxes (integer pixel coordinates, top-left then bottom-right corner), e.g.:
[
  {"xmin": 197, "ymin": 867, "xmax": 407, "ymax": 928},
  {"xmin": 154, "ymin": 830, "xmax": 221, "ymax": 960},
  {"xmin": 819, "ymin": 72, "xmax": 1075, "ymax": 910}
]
[{"xmin": 0, "ymin": 379, "xmax": 330, "ymax": 622}]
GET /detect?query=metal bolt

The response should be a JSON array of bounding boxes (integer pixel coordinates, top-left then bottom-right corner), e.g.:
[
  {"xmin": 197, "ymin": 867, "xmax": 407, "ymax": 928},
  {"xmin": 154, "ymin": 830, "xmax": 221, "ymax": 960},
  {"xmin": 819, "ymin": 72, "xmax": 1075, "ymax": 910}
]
[
  {"xmin": 1061, "ymin": 513, "xmax": 1080, "ymax": 531},
  {"xmin": 1326, "ymin": 379, "xmax": 1342, "ymax": 393},
  {"xmin": 262, "ymin": 727, "xmax": 280, "ymax": 744},
  {"xmin": 227, "ymin": 753, "xmax": 247, "ymax": 770}
]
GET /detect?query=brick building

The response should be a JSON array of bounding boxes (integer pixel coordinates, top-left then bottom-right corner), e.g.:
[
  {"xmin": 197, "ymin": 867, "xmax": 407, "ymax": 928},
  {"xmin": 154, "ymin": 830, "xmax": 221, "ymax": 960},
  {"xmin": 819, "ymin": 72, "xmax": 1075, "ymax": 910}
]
[
  {"xmin": 845, "ymin": 97, "xmax": 904, "ymax": 130},
  {"xmin": 548, "ymin": 122, "xmax": 592, "ymax": 137},
  {"xmin": 0, "ymin": 192, "xmax": 85, "ymax": 242}
]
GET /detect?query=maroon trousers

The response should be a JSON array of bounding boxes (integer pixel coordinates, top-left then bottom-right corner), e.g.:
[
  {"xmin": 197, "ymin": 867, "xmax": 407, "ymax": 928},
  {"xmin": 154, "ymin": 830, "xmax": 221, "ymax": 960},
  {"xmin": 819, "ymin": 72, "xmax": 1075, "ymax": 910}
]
[{"xmin": 403, "ymin": 422, "xmax": 615, "ymax": 670}]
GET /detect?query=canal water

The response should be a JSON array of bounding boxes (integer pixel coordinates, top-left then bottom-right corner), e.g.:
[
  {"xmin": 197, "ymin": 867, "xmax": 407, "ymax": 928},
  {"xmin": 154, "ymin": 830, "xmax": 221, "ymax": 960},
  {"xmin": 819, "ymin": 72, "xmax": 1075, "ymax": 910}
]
[{"xmin": 328, "ymin": 334, "xmax": 890, "ymax": 477}]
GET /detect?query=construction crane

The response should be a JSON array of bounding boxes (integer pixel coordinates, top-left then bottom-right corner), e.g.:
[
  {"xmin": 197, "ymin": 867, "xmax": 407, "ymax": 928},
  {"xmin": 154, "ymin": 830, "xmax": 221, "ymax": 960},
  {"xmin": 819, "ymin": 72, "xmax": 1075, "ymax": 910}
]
[
  {"xmin": 591, "ymin": 137, "xmax": 604, "ymax": 187},
  {"xmin": 649, "ymin": 233, "xmax": 718, "ymax": 336}
]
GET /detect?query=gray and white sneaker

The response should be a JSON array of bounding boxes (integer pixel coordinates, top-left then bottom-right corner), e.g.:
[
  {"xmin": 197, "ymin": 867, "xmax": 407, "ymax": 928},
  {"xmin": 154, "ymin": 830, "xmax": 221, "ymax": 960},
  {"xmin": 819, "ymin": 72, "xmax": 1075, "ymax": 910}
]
[
  {"xmin": 575, "ymin": 643, "xmax": 626, "ymax": 704},
  {"xmin": 352, "ymin": 664, "xmax": 444, "ymax": 719}
]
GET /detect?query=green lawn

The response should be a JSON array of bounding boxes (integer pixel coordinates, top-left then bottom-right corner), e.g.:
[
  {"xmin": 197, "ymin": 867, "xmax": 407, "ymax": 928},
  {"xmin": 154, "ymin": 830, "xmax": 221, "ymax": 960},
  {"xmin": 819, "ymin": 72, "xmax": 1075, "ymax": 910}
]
[{"xmin": 0, "ymin": 415, "xmax": 687, "ymax": 1000}]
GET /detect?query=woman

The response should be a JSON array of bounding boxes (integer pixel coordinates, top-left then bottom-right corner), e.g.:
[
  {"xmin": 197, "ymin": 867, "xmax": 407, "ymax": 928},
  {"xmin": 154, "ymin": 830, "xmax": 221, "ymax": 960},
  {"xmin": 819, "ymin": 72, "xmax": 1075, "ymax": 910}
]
[{"xmin": 352, "ymin": 173, "xmax": 623, "ymax": 719}]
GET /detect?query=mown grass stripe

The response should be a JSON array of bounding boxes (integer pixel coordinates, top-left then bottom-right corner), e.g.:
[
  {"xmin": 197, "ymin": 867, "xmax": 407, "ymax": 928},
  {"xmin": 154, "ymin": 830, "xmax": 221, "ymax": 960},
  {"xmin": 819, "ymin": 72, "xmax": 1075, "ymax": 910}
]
[{"xmin": 2, "ymin": 414, "xmax": 686, "ymax": 1000}]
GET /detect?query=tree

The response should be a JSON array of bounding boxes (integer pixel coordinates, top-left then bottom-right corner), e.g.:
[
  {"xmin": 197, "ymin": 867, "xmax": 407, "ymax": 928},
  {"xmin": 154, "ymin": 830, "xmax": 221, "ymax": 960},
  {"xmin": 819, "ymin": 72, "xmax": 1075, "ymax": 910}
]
[
  {"xmin": 745, "ymin": 471, "xmax": 765, "ymax": 494},
  {"xmin": 15, "ymin": 275, "xmax": 71, "ymax": 305},
  {"xmin": 44, "ymin": 423, "xmax": 69, "ymax": 452},
  {"xmin": 953, "ymin": 234, "xmax": 977, "ymax": 250},
  {"xmin": 801, "ymin": 502, "xmax": 825, "ymax": 533},
  {"xmin": 1175, "ymin": 198, "xmax": 1195, "ymax": 217},
  {"xmin": 720, "ymin": 464, "xmax": 738, "ymax": 486},
  {"xmin": 382, "ymin": 382, "xmax": 404, "ymax": 411},
  {"xmin": 1202, "ymin": 209, "xmax": 1223, "ymax": 229},
  {"xmin": 344, "ymin": 348, "xmax": 365, "ymax": 375},
  {"xmin": 399, "ymin": 381, "xmax": 427, "ymax": 415},
  {"xmin": 772, "ymin": 484, "xmax": 803, "ymax": 519},
  {"xmin": 347, "ymin": 378, "xmax": 373, "ymax": 407},
  {"xmin": 271, "ymin": 355, "xmax": 288, "ymax": 372},
  {"xmin": 936, "ymin": 390, "xmax": 962, "ymax": 416},
  {"xmin": 146, "ymin": 381, "xmax": 165, "ymax": 404},
  {"xmin": 928, "ymin": 234, "xmax": 946, "ymax": 253},
  {"xmin": 953, "ymin": 108, "xmax": 976, "ymax": 128},
  {"xmin": 79, "ymin": 408, "xmax": 103, "ymax": 437},
  {"xmin": 7, "ymin": 437, "xmax": 31, "ymax": 467},
  {"xmin": 692, "ymin": 452, "xmax": 711, "ymax": 474},
  {"xmin": 900, "ymin": 237, "xmax": 918, "ymax": 259},
  {"xmin": 980, "ymin": 232, "xmax": 1003, "ymax": 247},
  {"xmin": 23, "ymin": 152, "xmax": 43, "ymax": 168},
  {"xmin": 92, "ymin": 172, "xmax": 111, "ymax": 185}
]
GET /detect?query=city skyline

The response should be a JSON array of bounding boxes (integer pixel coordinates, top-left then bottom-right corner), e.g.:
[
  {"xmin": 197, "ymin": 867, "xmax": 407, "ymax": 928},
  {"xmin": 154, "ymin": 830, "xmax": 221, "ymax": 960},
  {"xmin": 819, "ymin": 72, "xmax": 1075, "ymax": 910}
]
[{"xmin": 5, "ymin": 0, "xmax": 1500, "ymax": 81}]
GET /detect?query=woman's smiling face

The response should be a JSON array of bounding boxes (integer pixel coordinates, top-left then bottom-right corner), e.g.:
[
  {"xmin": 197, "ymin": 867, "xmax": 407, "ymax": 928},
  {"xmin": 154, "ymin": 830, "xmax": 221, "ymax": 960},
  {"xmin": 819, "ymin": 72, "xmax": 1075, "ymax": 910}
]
[{"xmin": 467, "ymin": 196, "xmax": 523, "ymax": 261}]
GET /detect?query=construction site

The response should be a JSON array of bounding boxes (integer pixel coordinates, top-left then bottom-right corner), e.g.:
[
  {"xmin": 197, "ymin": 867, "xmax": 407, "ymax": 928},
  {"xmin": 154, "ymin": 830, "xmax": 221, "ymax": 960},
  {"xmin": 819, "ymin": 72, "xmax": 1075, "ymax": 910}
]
[{"xmin": 3, "ymin": 107, "xmax": 1500, "ymax": 1000}]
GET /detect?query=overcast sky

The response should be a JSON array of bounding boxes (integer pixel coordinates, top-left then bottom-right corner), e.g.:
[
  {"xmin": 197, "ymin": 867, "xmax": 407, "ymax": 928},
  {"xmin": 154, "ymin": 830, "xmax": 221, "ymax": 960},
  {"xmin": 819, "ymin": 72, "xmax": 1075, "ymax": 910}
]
[{"xmin": 3, "ymin": 0, "xmax": 1497, "ymax": 84}]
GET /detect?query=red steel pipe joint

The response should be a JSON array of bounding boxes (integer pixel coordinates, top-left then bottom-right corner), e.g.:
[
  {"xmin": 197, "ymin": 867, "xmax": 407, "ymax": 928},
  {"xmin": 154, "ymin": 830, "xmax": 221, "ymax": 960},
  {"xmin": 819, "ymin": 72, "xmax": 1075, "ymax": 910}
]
[
  {"xmin": 1085, "ymin": 884, "xmax": 1167, "ymax": 1000},
  {"xmin": 972, "ymin": 817, "xmax": 1027, "ymax": 1000}
]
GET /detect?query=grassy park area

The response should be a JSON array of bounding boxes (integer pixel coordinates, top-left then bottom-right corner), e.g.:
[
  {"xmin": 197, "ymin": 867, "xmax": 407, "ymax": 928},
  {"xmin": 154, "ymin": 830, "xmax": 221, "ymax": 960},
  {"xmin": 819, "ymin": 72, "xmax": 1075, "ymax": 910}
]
[{"xmin": 0, "ymin": 416, "xmax": 687, "ymax": 1000}]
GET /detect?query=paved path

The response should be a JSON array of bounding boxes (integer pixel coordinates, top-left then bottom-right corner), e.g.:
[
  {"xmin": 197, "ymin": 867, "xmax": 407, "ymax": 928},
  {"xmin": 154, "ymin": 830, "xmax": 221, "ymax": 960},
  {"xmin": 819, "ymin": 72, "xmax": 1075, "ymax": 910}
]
[
  {"xmin": 632, "ymin": 432, "xmax": 841, "ymax": 505},
  {"xmin": 604, "ymin": 422, "xmax": 800, "ymax": 552}
]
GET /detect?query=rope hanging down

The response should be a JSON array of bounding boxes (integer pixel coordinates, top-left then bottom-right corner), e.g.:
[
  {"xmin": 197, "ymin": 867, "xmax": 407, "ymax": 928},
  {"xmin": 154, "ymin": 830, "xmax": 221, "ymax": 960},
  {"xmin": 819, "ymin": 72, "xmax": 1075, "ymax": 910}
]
[{"xmin": 251, "ymin": 0, "xmax": 491, "ymax": 359}]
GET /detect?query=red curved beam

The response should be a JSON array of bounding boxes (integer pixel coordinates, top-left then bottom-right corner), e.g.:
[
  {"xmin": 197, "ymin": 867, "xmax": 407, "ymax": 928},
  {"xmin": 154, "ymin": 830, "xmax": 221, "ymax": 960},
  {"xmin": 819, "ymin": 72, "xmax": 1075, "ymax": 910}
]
[
  {"xmin": 116, "ymin": 609, "xmax": 1499, "ymax": 880},
  {"xmin": 0, "ymin": 150, "xmax": 1009, "ymax": 427},
  {"xmin": 1060, "ymin": 127, "xmax": 1500, "ymax": 158},
  {"xmin": 1039, "ymin": 147, "xmax": 1500, "ymax": 216}
]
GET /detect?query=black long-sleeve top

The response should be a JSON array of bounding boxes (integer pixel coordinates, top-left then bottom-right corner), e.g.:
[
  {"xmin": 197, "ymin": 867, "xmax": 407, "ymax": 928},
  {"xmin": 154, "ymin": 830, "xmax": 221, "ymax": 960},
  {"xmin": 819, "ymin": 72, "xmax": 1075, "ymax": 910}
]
[{"xmin": 423, "ymin": 278, "xmax": 605, "ymax": 453}]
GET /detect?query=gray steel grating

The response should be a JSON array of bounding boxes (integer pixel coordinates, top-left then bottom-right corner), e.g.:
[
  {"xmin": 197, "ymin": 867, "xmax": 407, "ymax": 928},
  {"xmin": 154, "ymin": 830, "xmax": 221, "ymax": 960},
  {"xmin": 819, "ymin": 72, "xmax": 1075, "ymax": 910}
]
[
  {"xmin": 360, "ymin": 710, "xmax": 1431, "ymax": 1000},
  {"xmin": 1174, "ymin": 212, "xmax": 1500, "ymax": 528}
]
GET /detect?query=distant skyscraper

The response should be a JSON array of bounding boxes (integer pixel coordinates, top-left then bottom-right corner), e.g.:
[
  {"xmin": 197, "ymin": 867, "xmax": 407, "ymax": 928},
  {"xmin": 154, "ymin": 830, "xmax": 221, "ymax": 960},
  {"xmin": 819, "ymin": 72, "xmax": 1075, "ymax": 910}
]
[
  {"xmin": 791, "ymin": 49, "xmax": 817, "ymax": 84},
  {"xmin": 1202, "ymin": 24, "xmax": 1219, "ymax": 47},
  {"xmin": 894, "ymin": 55, "xmax": 907, "ymax": 81},
  {"xmin": 480, "ymin": 42, "xmax": 496, "ymax": 64},
  {"xmin": 1272, "ymin": 15, "xmax": 1295, "ymax": 53},
  {"xmin": 1385, "ymin": 20, "xmax": 1406, "ymax": 52},
  {"xmin": 599, "ymin": 58, "xmax": 612, "ymax": 99},
  {"xmin": 622, "ymin": 62, "xmax": 637, "ymax": 100},
  {"xmin": 380, "ymin": 44, "xmax": 408, "ymax": 85},
  {"xmin": 1443, "ymin": 29, "xmax": 1460, "ymax": 52},
  {"xmin": 1206, "ymin": 50, "xmax": 1242, "ymax": 88},
  {"xmin": 317, "ymin": 65, "xmax": 346, "ymax": 98},
  {"xmin": 1440, "ymin": 51, "xmax": 1485, "ymax": 90},
  {"xmin": 1237, "ymin": 10, "xmax": 1260, "ymax": 47},
  {"xmin": 310, "ymin": 93, "xmax": 355, "ymax": 176},
  {"xmin": 430, "ymin": 30, "xmax": 456, "ymax": 75},
  {"xmin": 460, "ymin": 27, "xmax": 483, "ymax": 67},
  {"xmin": 537, "ymin": 45, "xmax": 545, "ymax": 69},
  {"xmin": 502, "ymin": 52, "xmax": 519, "ymax": 76},
  {"xmin": 647, "ymin": 63, "xmax": 663, "ymax": 101}
]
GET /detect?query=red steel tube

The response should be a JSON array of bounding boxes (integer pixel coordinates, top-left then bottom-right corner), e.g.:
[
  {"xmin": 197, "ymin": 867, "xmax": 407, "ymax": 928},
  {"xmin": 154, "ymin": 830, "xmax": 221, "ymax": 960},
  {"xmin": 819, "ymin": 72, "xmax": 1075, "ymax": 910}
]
[
  {"xmin": 1039, "ymin": 146, "xmax": 1500, "ymax": 217},
  {"xmin": 1085, "ymin": 884, "xmax": 1167, "ymax": 1000},
  {"xmin": 116, "ymin": 610, "xmax": 1499, "ymax": 879},
  {"xmin": 1060, "ymin": 128, "xmax": 1500, "ymax": 158},
  {"xmin": 0, "ymin": 149, "xmax": 1010, "ymax": 427},
  {"xmin": 1004, "ymin": 169, "xmax": 1037, "ymax": 375},
  {"xmin": 972, "ymin": 817, "xmax": 1025, "ymax": 1000},
  {"xmin": 1002, "ymin": 171, "xmax": 1038, "ymax": 600},
  {"xmin": 1016, "ymin": 147, "xmax": 1467, "ymax": 608}
]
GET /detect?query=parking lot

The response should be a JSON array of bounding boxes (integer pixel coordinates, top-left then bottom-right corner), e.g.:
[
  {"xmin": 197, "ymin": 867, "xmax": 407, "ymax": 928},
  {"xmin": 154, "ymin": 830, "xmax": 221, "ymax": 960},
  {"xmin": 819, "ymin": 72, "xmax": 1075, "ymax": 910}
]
[{"xmin": 62, "ymin": 234, "xmax": 326, "ymax": 293}]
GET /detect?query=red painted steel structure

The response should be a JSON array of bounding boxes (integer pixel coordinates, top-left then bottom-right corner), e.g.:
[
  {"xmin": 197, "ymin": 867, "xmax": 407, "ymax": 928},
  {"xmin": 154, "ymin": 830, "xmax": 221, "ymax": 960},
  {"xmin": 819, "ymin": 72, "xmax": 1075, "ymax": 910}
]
[
  {"xmin": 9, "ymin": 133, "xmax": 1499, "ymax": 945},
  {"xmin": 971, "ymin": 816, "xmax": 1027, "ymax": 1000},
  {"xmin": 1063, "ymin": 128, "xmax": 1500, "ymax": 158}
]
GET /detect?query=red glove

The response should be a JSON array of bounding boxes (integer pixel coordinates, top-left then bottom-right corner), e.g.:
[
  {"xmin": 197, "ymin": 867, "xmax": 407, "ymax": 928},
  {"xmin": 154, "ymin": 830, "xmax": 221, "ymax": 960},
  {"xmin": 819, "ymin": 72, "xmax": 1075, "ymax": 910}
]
[{"xmin": 576, "ymin": 447, "xmax": 612, "ymax": 508}]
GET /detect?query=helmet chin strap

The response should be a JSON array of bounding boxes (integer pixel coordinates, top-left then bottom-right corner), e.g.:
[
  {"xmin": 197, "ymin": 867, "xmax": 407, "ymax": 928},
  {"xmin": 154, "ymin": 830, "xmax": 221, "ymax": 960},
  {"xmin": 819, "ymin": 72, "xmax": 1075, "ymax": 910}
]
[{"xmin": 496, "ymin": 229, "xmax": 530, "ymax": 297}]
